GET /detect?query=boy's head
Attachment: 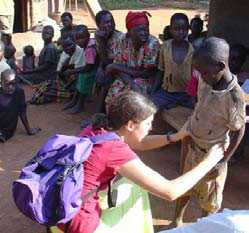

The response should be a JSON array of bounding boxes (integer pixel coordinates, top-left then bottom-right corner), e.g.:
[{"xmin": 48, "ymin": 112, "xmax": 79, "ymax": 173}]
[
  {"xmin": 0, "ymin": 41, "xmax": 5, "ymax": 60},
  {"xmin": 23, "ymin": 45, "xmax": 34, "ymax": 57},
  {"xmin": 61, "ymin": 35, "xmax": 76, "ymax": 56},
  {"xmin": 170, "ymin": 13, "xmax": 189, "ymax": 42},
  {"xmin": 190, "ymin": 17, "xmax": 203, "ymax": 37},
  {"xmin": 74, "ymin": 25, "xmax": 90, "ymax": 48},
  {"xmin": 1, "ymin": 69, "xmax": 16, "ymax": 95},
  {"xmin": 42, "ymin": 26, "xmax": 54, "ymax": 43},
  {"xmin": 193, "ymin": 37, "xmax": 230, "ymax": 86},
  {"xmin": 95, "ymin": 10, "xmax": 115, "ymax": 36},
  {"xmin": 126, "ymin": 11, "xmax": 150, "ymax": 45},
  {"xmin": 1, "ymin": 33, "xmax": 12, "ymax": 45},
  {"xmin": 61, "ymin": 12, "xmax": 73, "ymax": 29},
  {"xmin": 229, "ymin": 44, "xmax": 248, "ymax": 75},
  {"xmin": 4, "ymin": 44, "xmax": 16, "ymax": 59},
  {"xmin": 163, "ymin": 25, "xmax": 172, "ymax": 41}
]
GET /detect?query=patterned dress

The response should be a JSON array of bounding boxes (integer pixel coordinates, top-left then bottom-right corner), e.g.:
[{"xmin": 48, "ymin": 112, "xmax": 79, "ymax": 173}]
[{"xmin": 105, "ymin": 34, "xmax": 160, "ymax": 109}]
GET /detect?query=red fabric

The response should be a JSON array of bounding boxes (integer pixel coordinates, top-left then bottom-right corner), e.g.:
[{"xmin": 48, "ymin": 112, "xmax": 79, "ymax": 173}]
[
  {"xmin": 59, "ymin": 126, "xmax": 138, "ymax": 233},
  {"xmin": 186, "ymin": 70, "xmax": 200, "ymax": 97},
  {"xmin": 126, "ymin": 11, "xmax": 151, "ymax": 30}
]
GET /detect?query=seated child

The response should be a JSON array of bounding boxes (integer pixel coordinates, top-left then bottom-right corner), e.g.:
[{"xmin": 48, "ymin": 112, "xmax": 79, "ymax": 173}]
[
  {"xmin": 62, "ymin": 25, "xmax": 97, "ymax": 114},
  {"xmin": 173, "ymin": 37, "xmax": 246, "ymax": 227},
  {"xmin": 151, "ymin": 13, "xmax": 195, "ymax": 110},
  {"xmin": 22, "ymin": 26, "xmax": 58, "ymax": 84},
  {"xmin": 159, "ymin": 25, "xmax": 172, "ymax": 42},
  {"xmin": 22, "ymin": 45, "xmax": 35, "ymax": 72},
  {"xmin": 229, "ymin": 43, "xmax": 249, "ymax": 84},
  {"xmin": 4, "ymin": 44, "xmax": 18, "ymax": 72},
  {"xmin": 188, "ymin": 16, "xmax": 205, "ymax": 49},
  {"xmin": 0, "ymin": 69, "xmax": 40, "ymax": 142}
]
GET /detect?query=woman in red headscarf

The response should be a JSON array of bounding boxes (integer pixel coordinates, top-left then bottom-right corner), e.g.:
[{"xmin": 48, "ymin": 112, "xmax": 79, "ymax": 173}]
[{"xmin": 104, "ymin": 11, "xmax": 160, "ymax": 112}]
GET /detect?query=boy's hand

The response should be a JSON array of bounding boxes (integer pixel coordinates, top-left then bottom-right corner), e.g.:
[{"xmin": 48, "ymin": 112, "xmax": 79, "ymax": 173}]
[{"xmin": 28, "ymin": 127, "xmax": 41, "ymax": 135}]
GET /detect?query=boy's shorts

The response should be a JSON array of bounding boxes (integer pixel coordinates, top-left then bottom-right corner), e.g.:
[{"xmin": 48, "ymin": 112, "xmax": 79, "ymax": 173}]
[{"xmin": 183, "ymin": 139, "xmax": 228, "ymax": 213}]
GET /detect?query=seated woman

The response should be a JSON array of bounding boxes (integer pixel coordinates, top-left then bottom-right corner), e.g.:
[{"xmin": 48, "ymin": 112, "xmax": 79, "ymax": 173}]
[
  {"xmin": 0, "ymin": 69, "xmax": 40, "ymax": 142},
  {"xmin": 94, "ymin": 10, "xmax": 124, "ymax": 113},
  {"xmin": 105, "ymin": 11, "xmax": 160, "ymax": 112}
]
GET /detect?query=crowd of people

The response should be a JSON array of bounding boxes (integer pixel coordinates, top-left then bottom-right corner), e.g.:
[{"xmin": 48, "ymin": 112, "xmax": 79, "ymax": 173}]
[{"xmin": 0, "ymin": 8, "xmax": 248, "ymax": 233}]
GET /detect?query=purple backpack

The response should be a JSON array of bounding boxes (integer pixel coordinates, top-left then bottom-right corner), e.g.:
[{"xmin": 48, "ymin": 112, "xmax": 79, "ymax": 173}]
[{"xmin": 12, "ymin": 133, "xmax": 119, "ymax": 226}]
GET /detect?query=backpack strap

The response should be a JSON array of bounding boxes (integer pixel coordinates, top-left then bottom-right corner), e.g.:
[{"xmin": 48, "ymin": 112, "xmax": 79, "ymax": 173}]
[{"xmin": 89, "ymin": 132, "xmax": 120, "ymax": 144}]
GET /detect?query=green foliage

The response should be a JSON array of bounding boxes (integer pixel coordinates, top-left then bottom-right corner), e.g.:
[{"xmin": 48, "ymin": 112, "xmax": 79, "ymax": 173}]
[
  {"xmin": 99, "ymin": 0, "xmax": 164, "ymax": 10},
  {"xmin": 99, "ymin": 0, "xmax": 209, "ymax": 10}
]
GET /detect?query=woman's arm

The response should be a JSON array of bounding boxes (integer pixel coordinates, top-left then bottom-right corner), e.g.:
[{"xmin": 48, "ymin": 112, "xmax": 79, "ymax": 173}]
[
  {"xmin": 118, "ymin": 150, "xmax": 223, "ymax": 201},
  {"xmin": 130, "ymin": 128, "xmax": 189, "ymax": 151}
]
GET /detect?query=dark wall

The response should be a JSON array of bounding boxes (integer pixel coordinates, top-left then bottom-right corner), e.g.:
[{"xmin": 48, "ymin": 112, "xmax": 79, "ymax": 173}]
[{"xmin": 209, "ymin": 0, "xmax": 249, "ymax": 47}]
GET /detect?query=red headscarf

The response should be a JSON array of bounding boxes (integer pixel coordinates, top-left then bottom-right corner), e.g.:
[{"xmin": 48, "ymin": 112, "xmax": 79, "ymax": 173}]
[{"xmin": 125, "ymin": 11, "xmax": 151, "ymax": 30}]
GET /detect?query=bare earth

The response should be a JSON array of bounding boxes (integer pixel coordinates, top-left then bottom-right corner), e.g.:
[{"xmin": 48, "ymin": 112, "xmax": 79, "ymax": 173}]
[{"xmin": 1, "ymin": 5, "xmax": 248, "ymax": 233}]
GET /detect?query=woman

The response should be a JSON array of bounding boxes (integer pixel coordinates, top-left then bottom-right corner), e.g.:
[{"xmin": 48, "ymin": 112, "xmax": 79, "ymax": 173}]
[{"xmin": 61, "ymin": 91, "xmax": 223, "ymax": 233}]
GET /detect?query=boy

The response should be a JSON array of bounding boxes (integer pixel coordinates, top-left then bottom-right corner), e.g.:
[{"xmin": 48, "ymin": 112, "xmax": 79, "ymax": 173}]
[
  {"xmin": 22, "ymin": 26, "xmax": 58, "ymax": 84},
  {"xmin": 151, "ymin": 13, "xmax": 195, "ymax": 110},
  {"xmin": 0, "ymin": 69, "xmax": 40, "ymax": 142},
  {"xmin": 172, "ymin": 37, "xmax": 246, "ymax": 226},
  {"xmin": 188, "ymin": 16, "xmax": 205, "ymax": 49},
  {"xmin": 22, "ymin": 45, "xmax": 35, "ymax": 72}
]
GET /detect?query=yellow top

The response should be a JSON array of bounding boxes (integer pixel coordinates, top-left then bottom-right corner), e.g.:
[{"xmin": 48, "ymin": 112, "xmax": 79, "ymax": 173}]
[{"xmin": 159, "ymin": 39, "xmax": 193, "ymax": 92}]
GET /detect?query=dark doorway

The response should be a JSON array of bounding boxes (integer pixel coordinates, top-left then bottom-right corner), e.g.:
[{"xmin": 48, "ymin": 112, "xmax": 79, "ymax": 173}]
[{"xmin": 13, "ymin": 0, "xmax": 28, "ymax": 33}]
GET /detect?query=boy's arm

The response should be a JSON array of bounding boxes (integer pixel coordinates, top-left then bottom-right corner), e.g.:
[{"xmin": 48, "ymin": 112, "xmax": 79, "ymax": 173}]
[{"xmin": 221, "ymin": 124, "xmax": 245, "ymax": 163}]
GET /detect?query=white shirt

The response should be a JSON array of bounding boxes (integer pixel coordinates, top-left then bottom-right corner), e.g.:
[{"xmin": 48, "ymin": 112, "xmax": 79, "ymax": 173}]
[{"xmin": 57, "ymin": 45, "xmax": 85, "ymax": 71}]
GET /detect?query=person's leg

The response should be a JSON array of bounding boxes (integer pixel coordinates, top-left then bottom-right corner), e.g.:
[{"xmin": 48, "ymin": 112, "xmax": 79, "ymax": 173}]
[
  {"xmin": 95, "ymin": 85, "xmax": 109, "ymax": 113},
  {"xmin": 173, "ymin": 196, "xmax": 191, "ymax": 227},
  {"xmin": 198, "ymin": 147, "xmax": 228, "ymax": 216},
  {"xmin": 67, "ymin": 92, "xmax": 86, "ymax": 114},
  {"xmin": 62, "ymin": 91, "xmax": 78, "ymax": 110},
  {"xmin": 172, "ymin": 138, "xmax": 194, "ymax": 227}
]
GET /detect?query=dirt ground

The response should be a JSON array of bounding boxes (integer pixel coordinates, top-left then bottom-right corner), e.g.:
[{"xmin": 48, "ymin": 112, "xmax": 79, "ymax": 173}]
[{"xmin": 1, "ymin": 4, "xmax": 249, "ymax": 233}]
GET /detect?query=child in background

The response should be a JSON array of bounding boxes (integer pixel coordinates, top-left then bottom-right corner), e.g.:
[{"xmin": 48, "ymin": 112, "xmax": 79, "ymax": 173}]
[
  {"xmin": 159, "ymin": 25, "xmax": 172, "ymax": 42},
  {"xmin": 4, "ymin": 44, "xmax": 18, "ymax": 72},
  {"xmin": 22, "ymin": 26, "xmax": 58, "ymax": 84},
  {"xmin": 151, "ymin": 13, "xmax": 195, "ymax": 110},
  {"xmin": 188, "ymin": 16, "xmax": 205, "ymax": 49},
  {"xmin": 22, "ymin": 45, "xmax": 35, "ymax": 72},
  {"xmin": 60, "ymin": 25, "xmax": 97, "ymax": 114},
  {"xmin": 173, "ymin": 37, "xmax": 246, "ymax": 227},
  {"xmin": 71, "ymin": 25, "xmax": 97, "ymax": 114},
  {"xmin": 229, "ymin": 44, "xmax": 249, "ymax": 84}
]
